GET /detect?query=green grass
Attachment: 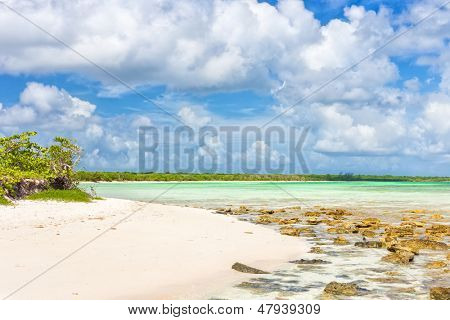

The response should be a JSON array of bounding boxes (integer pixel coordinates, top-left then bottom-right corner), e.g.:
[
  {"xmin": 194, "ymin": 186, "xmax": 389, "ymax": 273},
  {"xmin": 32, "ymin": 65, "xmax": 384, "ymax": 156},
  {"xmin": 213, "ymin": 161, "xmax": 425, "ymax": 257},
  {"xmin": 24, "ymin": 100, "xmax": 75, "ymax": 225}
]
[
  {"xmin": 0, "ymin": 196, "xmax": 12, "ymax": 206},
  {"xmin": 27, "ymin": 188, "xmax": 93, "ymax": 203}
]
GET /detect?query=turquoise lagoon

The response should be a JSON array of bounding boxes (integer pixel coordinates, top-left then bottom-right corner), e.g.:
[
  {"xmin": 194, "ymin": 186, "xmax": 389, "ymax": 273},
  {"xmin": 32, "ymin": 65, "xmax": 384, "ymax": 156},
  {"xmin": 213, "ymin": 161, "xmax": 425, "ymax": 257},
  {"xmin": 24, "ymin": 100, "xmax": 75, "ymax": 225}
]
[{"xmin": 80, "ymin": 181, "xmax": 450, "ymax": 212}]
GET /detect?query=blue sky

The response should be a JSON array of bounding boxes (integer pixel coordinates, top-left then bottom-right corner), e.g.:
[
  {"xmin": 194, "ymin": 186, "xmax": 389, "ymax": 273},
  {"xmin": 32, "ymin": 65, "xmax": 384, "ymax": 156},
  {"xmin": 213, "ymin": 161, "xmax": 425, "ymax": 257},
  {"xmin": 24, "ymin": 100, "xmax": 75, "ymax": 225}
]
[{"xmin": 0, "ymin": 0, "xmax": 449, "ymax": 175}]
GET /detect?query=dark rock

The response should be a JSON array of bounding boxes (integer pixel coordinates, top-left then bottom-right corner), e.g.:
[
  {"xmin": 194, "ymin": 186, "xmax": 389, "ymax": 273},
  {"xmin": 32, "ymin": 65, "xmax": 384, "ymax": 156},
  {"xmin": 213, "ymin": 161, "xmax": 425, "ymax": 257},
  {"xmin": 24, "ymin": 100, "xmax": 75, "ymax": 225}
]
[
  {"xmin": 12, "ymin": 179, "xmax": 48, "ymax": 198},
  {"xmin": 50, "ymin": 176, "xmax": 74, "ymax": 190},
  {"xmin": 232, "ymin": 262, "xmax": 270, "ymax": 274}
]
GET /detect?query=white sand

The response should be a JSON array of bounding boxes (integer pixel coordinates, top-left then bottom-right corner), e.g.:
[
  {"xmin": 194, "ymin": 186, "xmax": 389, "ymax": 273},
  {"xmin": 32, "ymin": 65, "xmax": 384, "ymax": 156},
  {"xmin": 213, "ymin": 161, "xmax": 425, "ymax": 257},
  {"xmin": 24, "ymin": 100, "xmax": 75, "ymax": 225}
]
[{"xmin": 0, "ymin": 199, "xmax": 308, "ymax": 299}]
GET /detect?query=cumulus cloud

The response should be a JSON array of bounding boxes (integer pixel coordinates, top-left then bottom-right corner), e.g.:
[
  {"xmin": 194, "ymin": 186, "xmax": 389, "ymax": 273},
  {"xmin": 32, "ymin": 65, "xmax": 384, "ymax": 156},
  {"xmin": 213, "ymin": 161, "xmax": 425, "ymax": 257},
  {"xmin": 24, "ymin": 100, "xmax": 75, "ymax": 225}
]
[
  {"xmin": 0, "ymin": 0, "xmax": 449, "ymax": 174},
  {"xmin": 0, "ymin": 82, "xmax": 153, "ymax": 170}
]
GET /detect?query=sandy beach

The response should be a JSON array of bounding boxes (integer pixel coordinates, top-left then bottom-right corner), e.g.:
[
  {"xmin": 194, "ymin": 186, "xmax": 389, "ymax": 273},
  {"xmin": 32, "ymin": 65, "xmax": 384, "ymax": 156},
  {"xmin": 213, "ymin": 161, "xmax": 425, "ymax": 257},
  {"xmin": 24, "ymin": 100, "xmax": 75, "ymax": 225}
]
[{"xmin": 0, "ymin": 199, "xmax": 308, "ymax": 300}]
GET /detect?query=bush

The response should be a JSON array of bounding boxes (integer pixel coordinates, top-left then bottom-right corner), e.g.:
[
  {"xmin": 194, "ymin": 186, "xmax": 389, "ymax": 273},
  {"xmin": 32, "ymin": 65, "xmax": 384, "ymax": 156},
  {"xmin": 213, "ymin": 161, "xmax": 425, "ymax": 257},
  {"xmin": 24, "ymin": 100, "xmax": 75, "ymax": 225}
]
[{"xmin": 0, "ymin": 131, "xmax": 82, "ymax": 199}]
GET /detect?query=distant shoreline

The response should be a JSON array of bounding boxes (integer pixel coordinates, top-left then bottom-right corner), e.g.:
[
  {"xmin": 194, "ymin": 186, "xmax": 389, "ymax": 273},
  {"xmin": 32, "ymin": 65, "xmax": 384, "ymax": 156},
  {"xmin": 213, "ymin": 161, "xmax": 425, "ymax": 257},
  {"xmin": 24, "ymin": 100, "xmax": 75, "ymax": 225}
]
[
  {"xmin": 80, "ymin": 180, "xmax": 450, "ymax": 184},
  {"xmin": 76, "ymin": 171, "xmax": 450, "ymax": 183}
]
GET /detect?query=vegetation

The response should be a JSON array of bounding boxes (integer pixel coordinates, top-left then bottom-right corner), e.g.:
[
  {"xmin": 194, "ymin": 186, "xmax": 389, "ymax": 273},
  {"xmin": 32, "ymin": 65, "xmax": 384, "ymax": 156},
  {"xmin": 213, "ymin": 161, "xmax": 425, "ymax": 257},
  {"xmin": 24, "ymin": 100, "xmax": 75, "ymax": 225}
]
[
  {"xmin": 0, "ymin": 196, "xmax": 11, "ymax": 206},
  {"xmin": 0, "ymin": 131, "xmax": 82, "ymax": 202},
  {"xmin": 27, "ymin": 189, "xmax": 92, "ymax": 203},
  {"xmin": 76, "ymin": 171, "xmax": 450, "ymax": 182}
]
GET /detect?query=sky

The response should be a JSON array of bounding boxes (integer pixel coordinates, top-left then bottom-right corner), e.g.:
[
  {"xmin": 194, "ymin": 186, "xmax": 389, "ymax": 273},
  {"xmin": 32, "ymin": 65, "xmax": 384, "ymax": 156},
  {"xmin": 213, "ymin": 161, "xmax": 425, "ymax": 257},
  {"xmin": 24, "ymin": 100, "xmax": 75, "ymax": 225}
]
[{"xmin": 0, "ymin": 0, "xmax": 449, "ymax": 176}]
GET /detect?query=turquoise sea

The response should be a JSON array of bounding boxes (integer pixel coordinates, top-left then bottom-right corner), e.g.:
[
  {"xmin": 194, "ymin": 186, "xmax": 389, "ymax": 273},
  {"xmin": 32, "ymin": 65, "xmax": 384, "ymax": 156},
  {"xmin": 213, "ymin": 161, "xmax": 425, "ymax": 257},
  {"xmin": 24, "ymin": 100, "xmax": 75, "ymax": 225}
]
[{"xmin": 80, "ymin": 181, "xmax": 450, "ymax": 212}]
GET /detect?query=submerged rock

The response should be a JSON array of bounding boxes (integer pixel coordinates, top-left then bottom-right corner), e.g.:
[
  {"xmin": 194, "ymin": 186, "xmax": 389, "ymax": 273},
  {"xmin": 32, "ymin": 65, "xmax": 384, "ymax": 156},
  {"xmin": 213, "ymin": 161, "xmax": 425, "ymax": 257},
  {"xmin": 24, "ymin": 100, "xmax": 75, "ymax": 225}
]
[
  {"xmin": 355, "ymin": 241, "xmax": 383, "ymax": 249},
  {"xmin": 323, "ymin": 282, "xmax": 359, "ymax": 296},
  {"xmin": 290, "ymin": 259, "xmax": 331, "ymax": 265},
  {"xmin": 306, "ymin": 218, "xmax": 322, "ymax": 225},
  {"xmin": 429, "ymin": 287, "xmax": 450, "ymax": 300},
  {"xmin": 258, "ymin": 209, "xmax": 275, "ymax": 215},
  {"xmin": 333, "ymin": 236, "xmax": 350, "ymax": 245},
  {"xmin": 278, "ymin": 218, "xmax": 301, "ymax": 225},
  {"xmin": 231, "ymin": 262, "xmax": 270, "ymax": 274},
  {"xmin": 425, "ymin": 224, "xmax": 450, "ymax": 237},
  {"xmin": 256, "ymin": 215, "xmax": 281, "ymax": 224},
  {"xmin": 367, "ymin": 277, "xmax": 407, "ymax": 284},
  {"xmin": 309, "ymin": 246, "xmax": 325, "ymax": 254},
  {"xmin": 397, "ymin": 239, "xmax": 447, "ymax": 252},
  {"xmin": 425, "ymin": 261, "xmax": 447, "ymax": 269},
  {"xmin": 384, "ymin": 225, "xmax": 415, "ymax": 238},
  {"xmin": 280, "ymin": 226, "xmax": 314, "ymax": 237},
  {"xmin": 304, "ymin": 211, "xmax": 321, "ymax": 217},
  {"xmin": 381, "ymin": 250, "xmax": 414, "ymax": 264}
]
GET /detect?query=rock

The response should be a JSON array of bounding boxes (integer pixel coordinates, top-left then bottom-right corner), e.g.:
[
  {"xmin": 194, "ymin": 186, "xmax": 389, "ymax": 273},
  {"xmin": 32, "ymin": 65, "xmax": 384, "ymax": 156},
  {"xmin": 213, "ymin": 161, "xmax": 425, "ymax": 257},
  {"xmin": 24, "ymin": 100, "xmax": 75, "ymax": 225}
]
[
  {"xmin": 256, "ymin": 215, "xmax": 281, "ymax": 224},
  {"xmin": 306, "ymin": 217, "xmax": 322, "ymax": 225},
  {"xmin": 233, "ymin": 205, "xmax": 250, "ymax": 214},
  {"xmin": 290, "ymin": 259, "xmax": 331, "ymax": 265},
  {"xmin": 273, "ymin": 208, "xmax": 286, "ymax": 213},
  {"xmin": 11, "ymin": 179, "xmax": 48, "ymax": 199},
  {"xmin": 355, "ymin": 241, "xmax": 383, "ymax": 249},
  {"xmin": 333, "ymin": 236, "xmax": 350, "ymax": 245},
  {"xmin": 258, "ymin": 209, "xmax": 275, "ymax": 214},
  {"xmin": 231, "ymin": 262, "xmax": 270, "ymax": 274},
  {"xmin": 280, "ymin": 226, "xmax": 314, "ymax": 237},
  {"xmin": 356, "ymin": 217, "xmax": 381, "ymax": 228},
  {"xmin": 327, "ymin": 223, "xmax": 357, "ymax": 234},
  {"xmin": 309, "ymin": 246, "xmax": 325, "ymax": 254},
  {"xmin": 304, "ymin": 211, "xmax": 321, "ymax": 217},
  {"xmin": 394, "ymin": 287, "xmax": 416, "ymax": 294},
  {"xmin": 367, "ymin": 277, "xmax": 407, "ymax": 284},
  {"xmin": 384, "ymin": 225, "xmax": 415, "ymax": 238},
  {"xmin": 397, "ymin": 239, "xmax": 448, "ymax": 252},
  {"xmin": 323, "ymin": 282, "xmax": 359, "ymax": 296},
  {"xmin": 360, "ymin": 230, "xmax": 377, "ymax": 237},
  {"xmin": 216, "ymin": 208, "xmax": 232, "ymax": 214},
  {"xmin": 425, "ymin": 261, "xmax": 447, "ymax": 269},
  {"xmin": 381, "ymin": 250, "xmax": 414, "ymax": 264},
  {"xmin": 425, "ymin": 224, "xmax": 450, "ymax": 237},
  {"xmin": 278, "ymin": 218, "xmax": 301, "ymax": 225},
  {"xmin": 385, "ymin": 271, "xmax": 402, "ymax": 276},
  {"xmin": 430, "ymin": 287, "xmax": 450, "ymax": 300},
  {"xmin": 430, "ymin": 214, "xmax": 444, "ymax": 220},
  {"xmin": 280, "ymin": 226, "xmax": 301, "ymax": 237}
]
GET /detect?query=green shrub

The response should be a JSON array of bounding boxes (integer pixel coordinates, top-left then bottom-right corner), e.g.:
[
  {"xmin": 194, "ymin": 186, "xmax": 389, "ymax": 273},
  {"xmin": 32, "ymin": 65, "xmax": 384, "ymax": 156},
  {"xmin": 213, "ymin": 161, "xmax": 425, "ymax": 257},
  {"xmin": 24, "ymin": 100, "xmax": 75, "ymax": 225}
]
[{"xmin": 0, "ymin": 131, "xmax": 82, "ymax": 198}]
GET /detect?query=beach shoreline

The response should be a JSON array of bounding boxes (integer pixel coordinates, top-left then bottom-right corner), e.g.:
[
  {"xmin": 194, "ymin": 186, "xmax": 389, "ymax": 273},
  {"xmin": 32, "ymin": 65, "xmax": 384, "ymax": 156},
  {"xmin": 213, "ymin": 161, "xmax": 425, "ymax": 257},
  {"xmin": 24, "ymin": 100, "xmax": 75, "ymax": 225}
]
[{"xmin": 0, "ymin": 199, "xmax": 308, "ymax": 300}]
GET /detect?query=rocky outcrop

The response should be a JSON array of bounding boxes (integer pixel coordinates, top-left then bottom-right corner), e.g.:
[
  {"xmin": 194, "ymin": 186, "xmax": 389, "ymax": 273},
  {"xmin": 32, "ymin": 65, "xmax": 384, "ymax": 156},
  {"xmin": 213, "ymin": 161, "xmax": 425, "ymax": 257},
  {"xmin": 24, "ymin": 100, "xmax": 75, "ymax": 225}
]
[
  {"xmin": 333, "ymin": 236, "xmax": 350, "ymax": 245},
  {"xmin": 309, "ymin": 246, "xmax": 325, "ymax": 254},
  {"xmin": 429, "ymin": 287, "xmax": 450, "ymax": 300},
  {"xmin": 355, "ymin": 241, "xmax": 383, "ymax": 249},
  {"xmin": 397, "ymin": 239, "xmax": 447, "ymax": 252},
  {"xmin": 11, "ymin": 179, "xmax": 48, "ymax": 199},
  {"xmin": 323, "ymin": 282, "xmax": 359, "ymax": 296},
  {"xmin": 231, "ymin": 262, "xmax": 270, "ymax": 274},
  {"xmin": 381, "ymin": 250, "xmax": 414, "ymax": 264},
  {"xmin": 425, "ymin": 261, "xmax": 447, "ymax": 269}
]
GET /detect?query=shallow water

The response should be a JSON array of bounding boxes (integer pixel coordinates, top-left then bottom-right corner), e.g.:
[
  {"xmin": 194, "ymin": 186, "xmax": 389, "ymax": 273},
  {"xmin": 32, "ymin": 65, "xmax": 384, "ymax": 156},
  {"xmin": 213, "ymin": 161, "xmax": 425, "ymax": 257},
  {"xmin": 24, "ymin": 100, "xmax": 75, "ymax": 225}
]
[
  {"xmin": 81, "ymin": 181, "xmax": 450, "ymax": 213},
  {"xmin": 80, "ymin": 181, "xmax": 450, "ymax": 299}
]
